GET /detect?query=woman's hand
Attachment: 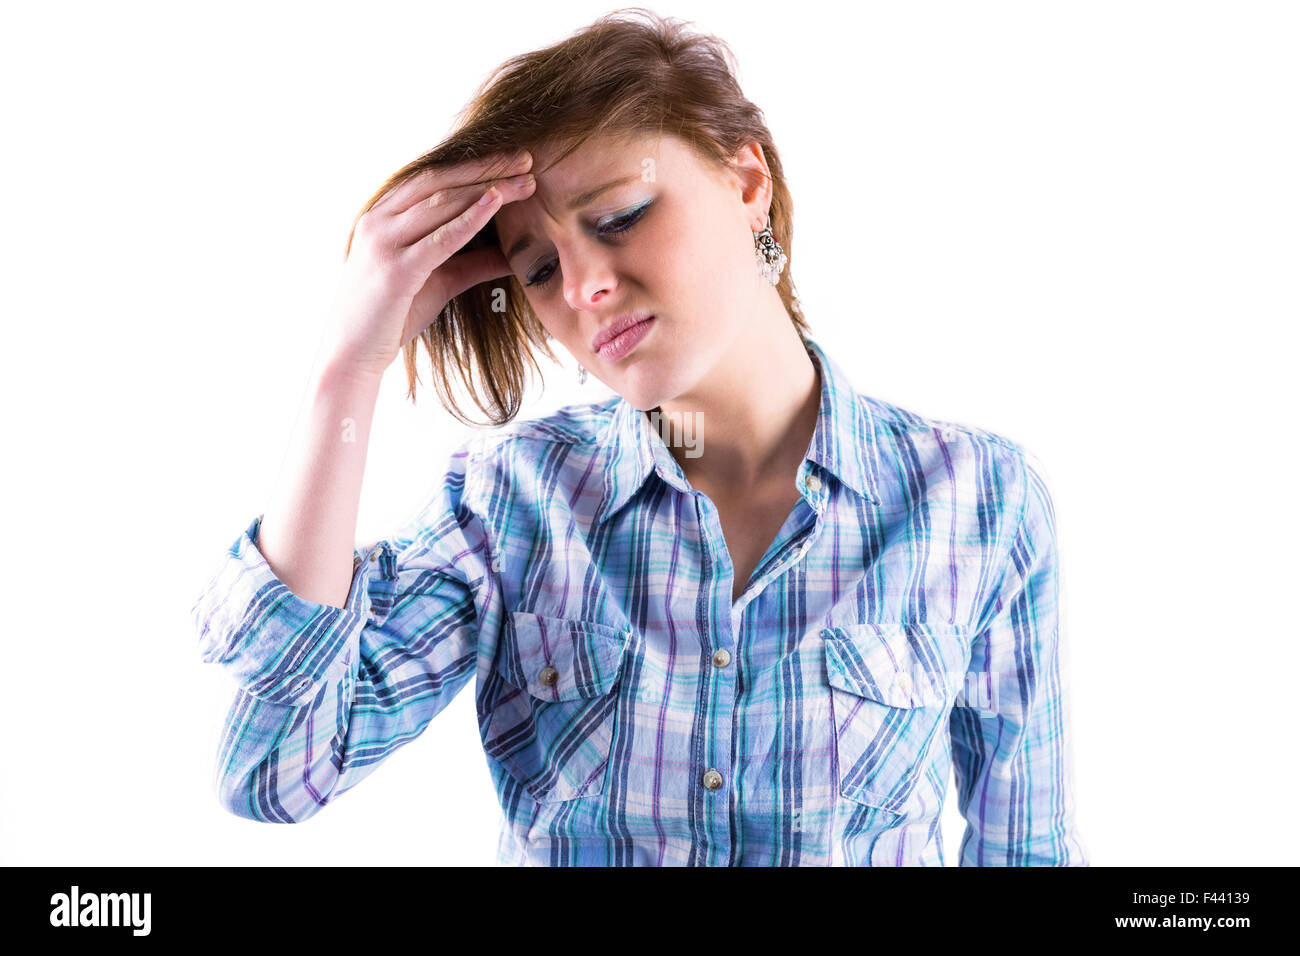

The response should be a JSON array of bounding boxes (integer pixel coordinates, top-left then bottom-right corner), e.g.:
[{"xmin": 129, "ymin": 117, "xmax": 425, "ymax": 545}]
[{"xmin": 320, "ymin": 151, "xmax": 536, "ymax": 379}]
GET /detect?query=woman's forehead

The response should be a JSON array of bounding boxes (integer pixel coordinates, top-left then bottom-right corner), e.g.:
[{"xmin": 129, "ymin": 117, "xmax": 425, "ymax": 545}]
[
  {"xmin": 531, "ymin": 130, "xmax": 666, "ymax": 180},
  {"xmin": 495, "ymin": 134, "xmax": 681, "ymax": 241}
]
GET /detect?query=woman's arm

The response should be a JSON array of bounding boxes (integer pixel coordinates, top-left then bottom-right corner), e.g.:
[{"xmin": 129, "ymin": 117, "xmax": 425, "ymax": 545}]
[
  {"xmin": 948, "ymin": 449, "xmax": 1090, "ymax": 866},
  {"xmin": 257, "ymin": 350, "xmax": 384, "ymax": 609},
  {"xmin": 192, "ymin": 443, "xmax": 487, "ymax": 822}
]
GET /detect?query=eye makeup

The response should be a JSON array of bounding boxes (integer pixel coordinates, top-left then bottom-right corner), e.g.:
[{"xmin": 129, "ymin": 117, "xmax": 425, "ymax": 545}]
[{"xmin": 524, "ymin": 199, "xmax": 654, "ymax": 289}]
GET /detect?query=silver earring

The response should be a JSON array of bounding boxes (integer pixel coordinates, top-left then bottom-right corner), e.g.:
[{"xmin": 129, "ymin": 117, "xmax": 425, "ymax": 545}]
[
  {"xmin": 577, "ymin": 364, "xmax": 588, "ymax": 384},
  {"xmin": 754, "ymin": 214, "xmax": 787, "ymax": 286}
]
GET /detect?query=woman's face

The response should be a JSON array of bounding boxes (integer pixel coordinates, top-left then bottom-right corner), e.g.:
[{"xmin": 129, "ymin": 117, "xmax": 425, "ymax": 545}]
[{"xmin": 492, "ymin": 131, "xmax": 772, "ymax": 410}]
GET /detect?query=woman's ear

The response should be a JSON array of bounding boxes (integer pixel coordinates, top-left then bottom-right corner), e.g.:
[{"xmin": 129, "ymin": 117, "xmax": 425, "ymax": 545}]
[{"xmin": 728, "ymin": 141, "xmax": 772, "ymax": 224}]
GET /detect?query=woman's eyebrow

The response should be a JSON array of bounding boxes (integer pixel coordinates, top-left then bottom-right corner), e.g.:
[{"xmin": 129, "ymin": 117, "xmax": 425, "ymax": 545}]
[
  {"xmin": 565, "ymin": 174, "xmax": 640, "ymax": 212},
  {"xmin": 504, "ymin": 174, "xmax": 640, "ymax": 262}
]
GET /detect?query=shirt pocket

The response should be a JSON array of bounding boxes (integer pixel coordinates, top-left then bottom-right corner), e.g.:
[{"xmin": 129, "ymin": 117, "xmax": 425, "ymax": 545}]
[
  {"xmin": 822, "ymin": 622, "xmax": 969, "ymax": 815},
  {"xmin": 482, "ymin": 611, "xmax": 632, "ymax": 804}
]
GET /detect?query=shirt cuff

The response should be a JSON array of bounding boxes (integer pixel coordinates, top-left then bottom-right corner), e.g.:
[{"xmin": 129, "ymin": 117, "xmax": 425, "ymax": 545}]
[{"xmin": 191, "ymin": 514, "xmax": 386, "ymax": 706}]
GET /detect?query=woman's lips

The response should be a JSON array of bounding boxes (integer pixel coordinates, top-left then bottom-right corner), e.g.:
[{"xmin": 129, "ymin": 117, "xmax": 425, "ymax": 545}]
[{"xmin": 597, "ymin": 315, "xmax": 656, "ymax": 361}]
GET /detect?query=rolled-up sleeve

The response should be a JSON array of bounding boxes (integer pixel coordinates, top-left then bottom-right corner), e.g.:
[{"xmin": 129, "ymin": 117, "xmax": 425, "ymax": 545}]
[
  {"xmin": 191, "ymin": 442, "xmax": 485, "ymax": 823},
  {"xmin": 948, "ymin": 448, "xmax": 1089, "ymax": 865}
]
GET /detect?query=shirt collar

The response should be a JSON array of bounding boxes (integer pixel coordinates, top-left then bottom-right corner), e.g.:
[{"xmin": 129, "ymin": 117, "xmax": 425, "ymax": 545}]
[{"xmin": 596, "ymin": 336, "xmax": 883, "ymax": 526}]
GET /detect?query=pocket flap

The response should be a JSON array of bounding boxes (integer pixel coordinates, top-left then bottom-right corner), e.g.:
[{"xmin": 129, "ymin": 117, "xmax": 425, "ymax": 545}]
[
  {"xmin": 822, "ymin": 622, "xmax": 968, "ymax": 708},
  {"xmin": 499, "ymin": 612, "xmax": 631, "ymax": 702}
]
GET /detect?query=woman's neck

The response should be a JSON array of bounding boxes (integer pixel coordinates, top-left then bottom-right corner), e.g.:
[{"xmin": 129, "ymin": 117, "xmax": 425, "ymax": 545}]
[{"xmin": 651, "ymin": 308, "xmax": 821, "ymax": 496}]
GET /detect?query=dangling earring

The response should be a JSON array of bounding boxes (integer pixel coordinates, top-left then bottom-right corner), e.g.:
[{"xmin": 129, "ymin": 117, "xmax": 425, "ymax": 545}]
[
  {"xmin": 577, "ymin": 364, "xmax": 588, "ymax": 384},
  {"xmin": 754, "ymin": 213, "xmax": 787, "ymax": 286}
]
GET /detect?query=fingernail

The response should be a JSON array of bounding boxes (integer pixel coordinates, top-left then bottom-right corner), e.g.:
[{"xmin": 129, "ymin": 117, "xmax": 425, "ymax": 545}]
[{"xmin": 508, "ymin": 173, "xmax": 533, "ymax": 188}]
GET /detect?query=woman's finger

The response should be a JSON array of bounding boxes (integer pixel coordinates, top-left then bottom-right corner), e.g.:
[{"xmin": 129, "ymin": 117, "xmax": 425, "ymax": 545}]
[
  {"xmin": 427, "ymin": 243, "xmax": 516, "ymax": 305},
  {"xmin": 373, "ymin": 151, "xmax": 531, "ymax": 218},
  {"xmin": 390, "ymin": 170, "xmax": 534, "ymax": 250},
  {"xmin": 400, "ymin": 182, "xmax": 510, "ymax": 275}
]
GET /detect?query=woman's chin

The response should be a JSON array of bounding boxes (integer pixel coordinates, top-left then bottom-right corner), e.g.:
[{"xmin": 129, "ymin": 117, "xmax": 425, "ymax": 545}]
[{"xmin": 616, "ymin": 372, "xmax": 690, "ymax": 414}]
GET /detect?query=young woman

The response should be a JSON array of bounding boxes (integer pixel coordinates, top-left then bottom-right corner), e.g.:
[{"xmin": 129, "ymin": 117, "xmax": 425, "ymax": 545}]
[{"xmin": 192, "ymin": 8, "xmax": 1088, "ymax": 866}]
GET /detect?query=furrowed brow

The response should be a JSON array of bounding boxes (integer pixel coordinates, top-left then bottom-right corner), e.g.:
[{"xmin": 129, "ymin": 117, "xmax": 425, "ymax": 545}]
[{"xmin": 503, "ymin": 175, "xmax": 640, "ymax": 262}]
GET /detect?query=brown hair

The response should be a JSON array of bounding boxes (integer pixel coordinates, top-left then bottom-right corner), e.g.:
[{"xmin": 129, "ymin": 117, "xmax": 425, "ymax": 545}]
[{"xmin": 346, "ymin": 6, "xmax": 809, "ymax": 426}]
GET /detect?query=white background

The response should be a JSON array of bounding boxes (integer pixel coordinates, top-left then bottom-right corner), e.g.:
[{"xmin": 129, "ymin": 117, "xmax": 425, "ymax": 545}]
[{"xmin": 2, "ymin": 0, "xmax": 1295, "ymax": 866}]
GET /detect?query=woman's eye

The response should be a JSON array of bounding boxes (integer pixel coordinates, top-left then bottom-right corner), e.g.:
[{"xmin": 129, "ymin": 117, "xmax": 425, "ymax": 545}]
[
  {"xmin": 600, "ymin": 202, "xmax": 650, "ymax": 236},
  {"xmin": 524, "ymin": 201, "xmax": 651, "ymax": 289}
]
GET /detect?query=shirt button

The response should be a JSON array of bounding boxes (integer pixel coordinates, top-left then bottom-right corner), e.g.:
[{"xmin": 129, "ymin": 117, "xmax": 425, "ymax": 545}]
[
  {"xmin": 806, "ymin": 474, "xmax": 822, "ymax": 491},
  {"xmin": 712, "ymin": 649, "xmax": 731, "ymax": 668},
  {"xmin": 539, "ymin": 666, "xmax": 559, "ymax": 687},
  {"xmin": 368, "ymin": 551, "xmax": 379, "ymax": 562},
  {"xmin": 896, "ymin": 672, "xmax": 913, "ymax": 695},
  {"xmin": 702, "ymin": 769, "xmax": 724, "ymax": 791}
]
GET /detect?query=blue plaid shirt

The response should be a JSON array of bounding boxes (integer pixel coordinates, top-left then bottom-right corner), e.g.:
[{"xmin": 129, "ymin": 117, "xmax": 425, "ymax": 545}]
[{"xmin": 192, "ymin": 336, "xmax": 1088, "ymax": 866}]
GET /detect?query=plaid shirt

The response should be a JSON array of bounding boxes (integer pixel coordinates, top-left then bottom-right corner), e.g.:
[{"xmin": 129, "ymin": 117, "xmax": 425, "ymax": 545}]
[{"xmin": 192, "ymin": 336, "xmax": 1088, "ymax": 866}]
